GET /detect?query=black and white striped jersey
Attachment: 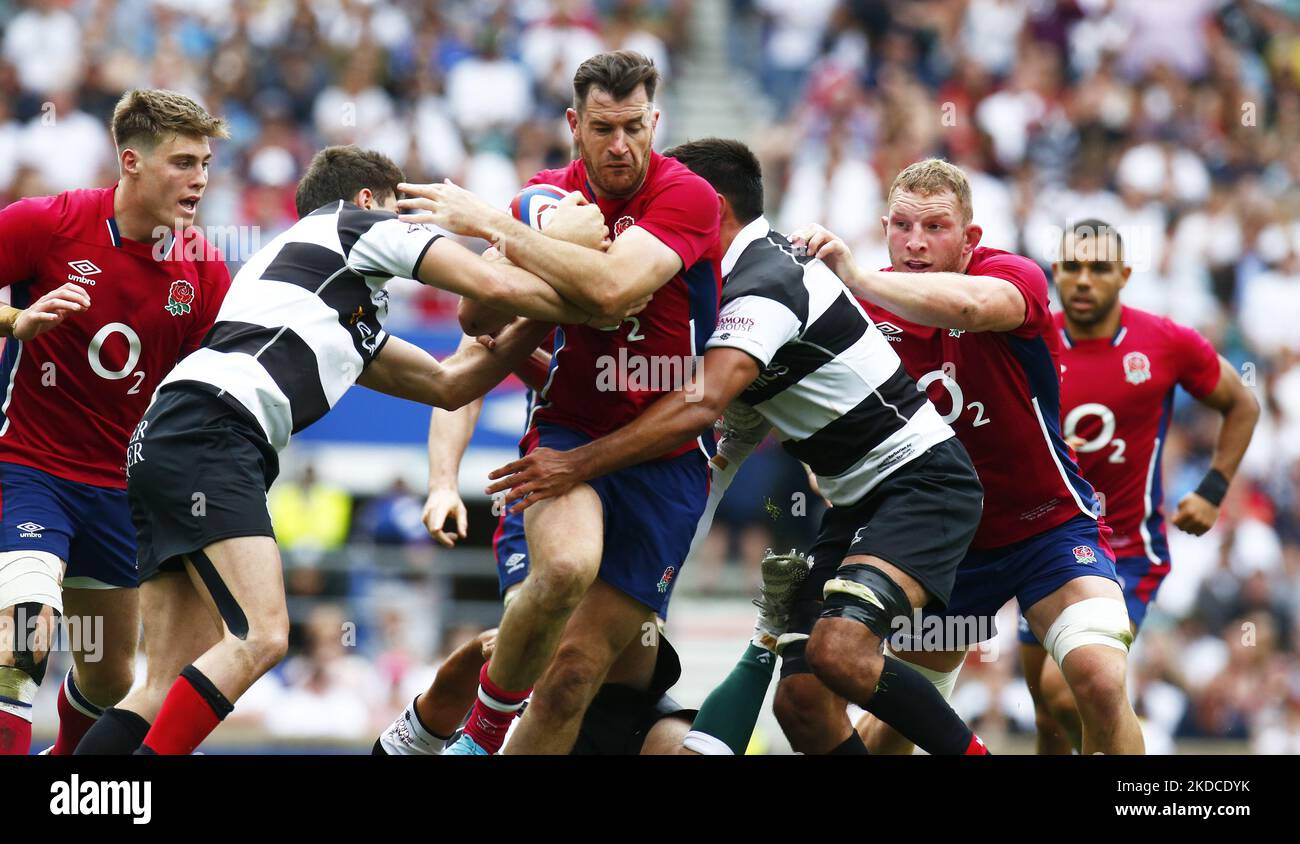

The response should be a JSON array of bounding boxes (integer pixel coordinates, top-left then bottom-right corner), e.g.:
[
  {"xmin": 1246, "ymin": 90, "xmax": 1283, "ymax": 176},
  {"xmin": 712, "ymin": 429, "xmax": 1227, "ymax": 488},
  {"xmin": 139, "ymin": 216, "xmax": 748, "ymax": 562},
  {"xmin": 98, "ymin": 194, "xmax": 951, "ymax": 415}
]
[
  {"xmin": 706, "ymin": 217, "xmax": 954, "ymax": 505},
  {"xmin": 158, "ymin": 201, "xmax": 443, "ymax": 451}
]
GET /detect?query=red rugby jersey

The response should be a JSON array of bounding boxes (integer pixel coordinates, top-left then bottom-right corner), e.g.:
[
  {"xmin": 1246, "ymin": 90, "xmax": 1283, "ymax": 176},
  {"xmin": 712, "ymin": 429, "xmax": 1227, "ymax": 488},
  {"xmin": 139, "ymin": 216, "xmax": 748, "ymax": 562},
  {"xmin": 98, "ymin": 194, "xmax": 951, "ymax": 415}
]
[
  {"xmin": 0, "ymin": 186, "xmax": 230, "ymax": 488},
  {"xmin": 521, "ymin": 151, "xmax": 722, "ymax": 460},
  {"xmin": 862, "ymin": 247, "xmax": 1100, "ymax": 549},
  {"xmin": 1056, "ymin": 306, "xmax": 1221, "ymax": 562}
]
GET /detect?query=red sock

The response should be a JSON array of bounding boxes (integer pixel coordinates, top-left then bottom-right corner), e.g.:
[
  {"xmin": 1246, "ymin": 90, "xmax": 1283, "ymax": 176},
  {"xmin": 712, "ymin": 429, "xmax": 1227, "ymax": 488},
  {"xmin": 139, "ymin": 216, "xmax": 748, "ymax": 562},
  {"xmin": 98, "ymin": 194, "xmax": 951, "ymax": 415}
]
[
  {"xmin": 0, "ymin": 709, "xmax": 32, "ymax": 755},
  {"xmin": 51, "ymin": 670, "xmax": 103, "ymax": 755},
  {"xmin": 966, "ymin": 733, "xmax": 990, "ymax": 755},
  {"xmin": 139, "ymin": 666, "xmax": 232, "ymax": 755},
  {"xmin": 462, "ymin": 664, "xmax": 530, "ymax": 755}
]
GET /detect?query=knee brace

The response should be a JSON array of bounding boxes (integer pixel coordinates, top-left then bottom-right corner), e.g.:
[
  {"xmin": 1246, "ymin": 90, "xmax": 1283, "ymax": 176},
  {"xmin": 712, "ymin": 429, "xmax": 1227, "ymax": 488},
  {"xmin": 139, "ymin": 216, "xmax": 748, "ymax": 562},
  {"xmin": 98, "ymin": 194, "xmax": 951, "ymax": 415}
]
[
  {"xmin": 820, "ymin": 564, "xmax": 910, "ymax": 640},
  {"xmin": 1042, "ymin": 597, "xmax": 1133, "ymax": 667}
]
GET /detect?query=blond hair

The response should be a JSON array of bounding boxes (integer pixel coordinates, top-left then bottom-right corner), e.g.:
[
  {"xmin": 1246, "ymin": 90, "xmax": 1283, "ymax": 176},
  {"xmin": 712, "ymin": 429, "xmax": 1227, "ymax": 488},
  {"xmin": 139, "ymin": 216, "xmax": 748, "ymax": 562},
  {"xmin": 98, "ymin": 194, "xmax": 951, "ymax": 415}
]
[
  {"xmin": 886, "ymin": 158, "xmax": 973, "ymax": 224},
  {"xmin": 110, "ymin": 89, "xmax": 229, "ymax": 151}
]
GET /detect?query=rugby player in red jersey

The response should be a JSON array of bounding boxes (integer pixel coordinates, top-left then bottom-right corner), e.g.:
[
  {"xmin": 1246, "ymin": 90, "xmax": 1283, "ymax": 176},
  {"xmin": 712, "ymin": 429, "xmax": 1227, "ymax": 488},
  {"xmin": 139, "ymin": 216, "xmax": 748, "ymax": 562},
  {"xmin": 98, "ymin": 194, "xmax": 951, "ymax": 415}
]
[
  {"xmin": 794, "ymin": 159, "xmax": 1146, "ymax": 754},
  {"xmin": 398, "ymin": 51, "xmax": 723, "ymax": 754},
  {"xmin": 1020, "ymin": 219, "xmax": 1259, "ymax": 753},
  {"xmin": 0, "ymin": 89, "xmax": 230, "ymax": 755}
]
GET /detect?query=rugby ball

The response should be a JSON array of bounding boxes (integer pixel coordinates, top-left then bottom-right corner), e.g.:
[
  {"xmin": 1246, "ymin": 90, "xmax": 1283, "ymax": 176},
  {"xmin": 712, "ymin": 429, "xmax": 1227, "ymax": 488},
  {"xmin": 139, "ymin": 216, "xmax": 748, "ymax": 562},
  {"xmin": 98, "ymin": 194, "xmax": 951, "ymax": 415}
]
[{"xmin": 510, "ymin": 183, "xmax": 568, "ymax": 231}]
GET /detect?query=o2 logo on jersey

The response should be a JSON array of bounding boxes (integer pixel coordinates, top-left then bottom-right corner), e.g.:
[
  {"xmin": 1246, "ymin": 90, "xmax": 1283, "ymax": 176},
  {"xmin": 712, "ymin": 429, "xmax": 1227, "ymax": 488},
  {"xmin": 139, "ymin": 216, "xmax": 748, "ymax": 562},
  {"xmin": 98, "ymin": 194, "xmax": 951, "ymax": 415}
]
[
  {"xmin": 916, "ymin": 364, "xmax": 991, "ymax": 428},
  {"xmin": 1063, "ymin": 402, "xmax": 1125, "ymax": 463},
  {"xmin": 1123, "ymin": 351, "xmax": 1152, "ymax": 385},
  {"xmin": 88, "ymin": 322, "xmax": 146, "ymax": 395}
]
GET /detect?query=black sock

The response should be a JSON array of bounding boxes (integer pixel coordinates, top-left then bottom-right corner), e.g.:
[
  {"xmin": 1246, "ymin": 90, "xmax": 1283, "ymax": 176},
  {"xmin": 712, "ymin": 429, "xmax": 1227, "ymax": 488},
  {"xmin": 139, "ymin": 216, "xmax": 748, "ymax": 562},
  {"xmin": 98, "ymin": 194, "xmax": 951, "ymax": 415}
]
[
  {"xmin": 828, "ymin": 731, "xmax": 869, "ymax": 755},
  {"xmin": 863, "ymin": 656, "xmax": 985, "ymax": 755},
  {"xmin": 74, "ymin": 707, "xmax": 151, "ymax": 755}
]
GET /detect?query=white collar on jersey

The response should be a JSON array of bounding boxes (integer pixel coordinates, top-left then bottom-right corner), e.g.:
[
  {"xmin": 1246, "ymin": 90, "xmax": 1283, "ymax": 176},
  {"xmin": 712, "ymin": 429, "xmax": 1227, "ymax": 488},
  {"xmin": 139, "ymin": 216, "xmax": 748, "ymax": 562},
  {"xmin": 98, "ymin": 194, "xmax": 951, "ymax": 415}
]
[{"xmin": 721, "ymin": 215, "xmax": 772, "ymax": 277}]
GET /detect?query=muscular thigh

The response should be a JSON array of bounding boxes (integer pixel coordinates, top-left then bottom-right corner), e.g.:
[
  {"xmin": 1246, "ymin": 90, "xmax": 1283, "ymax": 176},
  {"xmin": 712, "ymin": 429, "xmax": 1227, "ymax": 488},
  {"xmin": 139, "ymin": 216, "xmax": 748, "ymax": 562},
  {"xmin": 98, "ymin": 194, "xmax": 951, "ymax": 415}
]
[
  {"xmin": 139, "ymin": 572, "xmax": 222, "ymax": 683},
  {"xmin": 62, "ymin": 586, "xmax": 139, "ymax": 667},
  {"xmin": 522, "ymin": 482, "xmax": 604, "ymax": 584},
  {"xmin": 181, "ymin": 535, "xmax": 288, "ymax": 639}
]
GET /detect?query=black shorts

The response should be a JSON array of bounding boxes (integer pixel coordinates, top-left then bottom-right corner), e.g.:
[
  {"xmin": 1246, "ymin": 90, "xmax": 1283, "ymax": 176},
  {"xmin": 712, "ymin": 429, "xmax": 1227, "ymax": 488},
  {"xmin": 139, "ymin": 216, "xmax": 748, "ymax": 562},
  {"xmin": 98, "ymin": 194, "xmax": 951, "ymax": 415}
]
[
  {"xmin": 127, "ymin": 384, "xmax": 280, "ymax": 582},
  {"xmin": 782, "ymin": 437, "xmax": 982, "ymax": 672},
  {"xmin": 571, "ymin": 635, "xmax": 696, "ymax": 755}
]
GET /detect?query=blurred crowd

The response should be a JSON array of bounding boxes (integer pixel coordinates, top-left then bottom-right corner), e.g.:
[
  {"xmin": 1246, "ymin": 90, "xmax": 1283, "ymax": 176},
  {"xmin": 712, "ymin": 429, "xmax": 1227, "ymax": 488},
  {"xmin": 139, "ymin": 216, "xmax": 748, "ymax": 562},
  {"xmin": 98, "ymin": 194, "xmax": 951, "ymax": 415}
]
[
  {"xmin": 733, "ymin": 0, "xmax": 1300, "ymax": 753},
  {"xmin": 7, "ymin": 0, "xmax": 1300, "ymax": 751}
]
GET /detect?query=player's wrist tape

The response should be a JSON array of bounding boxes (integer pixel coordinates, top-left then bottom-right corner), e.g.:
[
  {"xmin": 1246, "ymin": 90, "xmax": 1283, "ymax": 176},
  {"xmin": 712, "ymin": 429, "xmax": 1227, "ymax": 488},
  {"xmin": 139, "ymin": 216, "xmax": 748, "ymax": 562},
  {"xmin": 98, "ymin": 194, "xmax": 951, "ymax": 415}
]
[
  {"xmin": 0, "ymin": 306, "xmax": 19, "ymax": 336},
  {"xmin": 1194, "ymin": 468, "xmax": 1230, "ymax": 507}
]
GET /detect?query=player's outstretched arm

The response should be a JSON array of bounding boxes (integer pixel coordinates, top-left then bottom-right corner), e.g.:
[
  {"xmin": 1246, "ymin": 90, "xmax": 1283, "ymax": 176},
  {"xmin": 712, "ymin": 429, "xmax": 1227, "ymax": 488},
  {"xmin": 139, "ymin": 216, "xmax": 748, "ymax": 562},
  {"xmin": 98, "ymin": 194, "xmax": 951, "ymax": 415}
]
[
  {"xmin": 358, "ymin": 319, "xmax": 553, "ymax": 411},
  {"xmin": 485, "ymin": 347, "xmax": 761, "ymax": 512},
  {"xmin": 422, "ymin": 334, "xmax": 485, "ymax": 548},
  {"xmin": 793, "ymin": 223, "xmax": 1026, "ymax": 332},
  {"xmin": 0, "ymin": 282, "xmax": 91, "ymax": 340},
  {"xmin": 415, "ymin": 236, "xmax": 593, "ymax": 325},
  {"xmin": 399, "ymin": 181, "xmax": 681, "ymax": 319},
  {"xmin": 1173, "ymin": 355, "xmax": 1261, "ymax": 535}
]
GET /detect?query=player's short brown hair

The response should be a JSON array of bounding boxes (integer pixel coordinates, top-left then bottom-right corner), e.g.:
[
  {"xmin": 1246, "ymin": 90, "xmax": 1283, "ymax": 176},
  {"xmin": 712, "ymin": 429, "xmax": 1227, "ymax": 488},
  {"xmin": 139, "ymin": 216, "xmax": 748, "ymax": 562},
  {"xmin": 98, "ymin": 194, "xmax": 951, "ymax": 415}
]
[
  {"xmin": 572, "ymin": 50, "xmax": 660, "ymax": 112},
  {"xmin": 295, "ymin": 145, "xmax": 405, "ymax": 218},
  {"xmin": 110, "ymin": 89, "xmax": 228, "ymax": 151},
  {"xmin": 887, "ymin": 159, "xmax": 973, "ymax": 225}
]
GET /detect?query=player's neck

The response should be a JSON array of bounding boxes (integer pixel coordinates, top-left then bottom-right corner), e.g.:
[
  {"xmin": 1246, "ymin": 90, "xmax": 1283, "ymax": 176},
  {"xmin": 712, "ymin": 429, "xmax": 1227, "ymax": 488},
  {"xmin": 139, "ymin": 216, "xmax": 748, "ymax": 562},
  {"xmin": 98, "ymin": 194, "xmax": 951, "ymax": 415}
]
[
  {"xmin": 1066, "ymin": 304, "xmax": 1123, "ymax": 340},
  {"xmin": 113, "ymin": 183, "xmax": 161, "ymax": 243}
]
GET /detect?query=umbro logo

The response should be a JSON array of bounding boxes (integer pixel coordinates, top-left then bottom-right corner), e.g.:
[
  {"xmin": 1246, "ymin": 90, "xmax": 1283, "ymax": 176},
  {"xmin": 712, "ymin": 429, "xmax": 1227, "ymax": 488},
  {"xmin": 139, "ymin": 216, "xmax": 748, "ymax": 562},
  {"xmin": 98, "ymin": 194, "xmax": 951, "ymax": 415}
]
[
  {"xmin": 67, "ymin": 259, "xmax": 101, "ymax": 286},
  {"xmin": 17, "ymin": 521, "xmax": 45, "ymax": 538},
  {"xmin": 505, "ymin": 553, "xmax": 526, "ymax": 573},
  {"xmin": 876, "ymin": 321, "xmax": 903, "ymax": 342}
]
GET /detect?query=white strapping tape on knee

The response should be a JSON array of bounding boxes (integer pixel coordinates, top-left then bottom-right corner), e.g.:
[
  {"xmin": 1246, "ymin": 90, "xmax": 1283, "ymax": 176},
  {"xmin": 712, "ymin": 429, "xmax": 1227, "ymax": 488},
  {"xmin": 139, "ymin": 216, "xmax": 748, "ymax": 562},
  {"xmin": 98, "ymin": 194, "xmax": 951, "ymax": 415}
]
[
  {"xmin": 1042, "ymin": 597, "xmax": 1133, "ymax": 667},
  {"xmin": 0, "ymin": 550, "xmax": 64, "ymax": 613},
  {"xmin": 882, "ymin": 643, "xmax": 964, "ymax": 701},
  {"xmin": 682, "ymin": 729, "xmax": 734, "ymax": 755},
  {"xmin": 909, "ymin": 659, "xmax": 965, "ymax": 702}
]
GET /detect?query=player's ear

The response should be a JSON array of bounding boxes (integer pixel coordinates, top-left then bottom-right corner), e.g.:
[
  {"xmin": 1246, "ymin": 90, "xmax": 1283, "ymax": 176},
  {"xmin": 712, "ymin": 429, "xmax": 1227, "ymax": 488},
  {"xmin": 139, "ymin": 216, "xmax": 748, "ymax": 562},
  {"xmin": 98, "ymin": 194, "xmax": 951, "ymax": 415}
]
[
  {"xmin": 651, "ymin": 108, "xmax": 660, "ymax": 131},
  {"xmin": 120, "ymin": 147, "xmax": 140, "ymax": 177},
  {"xmin": 1120, "ymin": 265, "xmax": 1132, "ymax": 287},
  {"xmin": 964, "ymin": 222, "xmax": 983, "ymax": 253},
  {"xmin": 565, "ymin": 107, "xmax": 579, "ymax": 136},
  {"xmin": 354, "ymin": 188, "xmax": 374, "ymax": 210}
]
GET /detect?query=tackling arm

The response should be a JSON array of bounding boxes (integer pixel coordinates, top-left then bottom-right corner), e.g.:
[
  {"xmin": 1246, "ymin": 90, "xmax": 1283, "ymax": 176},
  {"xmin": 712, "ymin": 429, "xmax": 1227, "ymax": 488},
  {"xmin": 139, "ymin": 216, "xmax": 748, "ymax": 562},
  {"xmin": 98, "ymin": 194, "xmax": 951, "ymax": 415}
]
[
  {"xmin": 484, "ymin": 347, "xmax": 761, "ymax": 511},
  {"xmin": 358, "ymin": 319, "xmax": 554, "ymax": 410}
]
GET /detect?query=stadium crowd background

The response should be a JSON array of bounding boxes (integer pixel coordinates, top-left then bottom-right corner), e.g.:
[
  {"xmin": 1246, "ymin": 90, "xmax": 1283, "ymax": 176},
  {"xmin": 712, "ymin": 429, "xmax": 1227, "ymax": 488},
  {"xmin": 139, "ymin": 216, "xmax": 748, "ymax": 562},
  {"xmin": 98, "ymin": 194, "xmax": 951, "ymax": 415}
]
[{"xmin": 6, "ymin": 0, "xmax": 1300, "ymax": 753}]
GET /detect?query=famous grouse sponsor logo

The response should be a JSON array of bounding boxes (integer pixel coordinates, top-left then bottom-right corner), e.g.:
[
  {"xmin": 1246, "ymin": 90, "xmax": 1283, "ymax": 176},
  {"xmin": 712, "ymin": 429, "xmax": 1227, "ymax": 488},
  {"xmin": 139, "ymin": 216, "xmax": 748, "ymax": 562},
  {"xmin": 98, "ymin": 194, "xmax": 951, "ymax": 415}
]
[{"xmin": 716, "ymin": 315, "xmax": 755, "ymax": 336}]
